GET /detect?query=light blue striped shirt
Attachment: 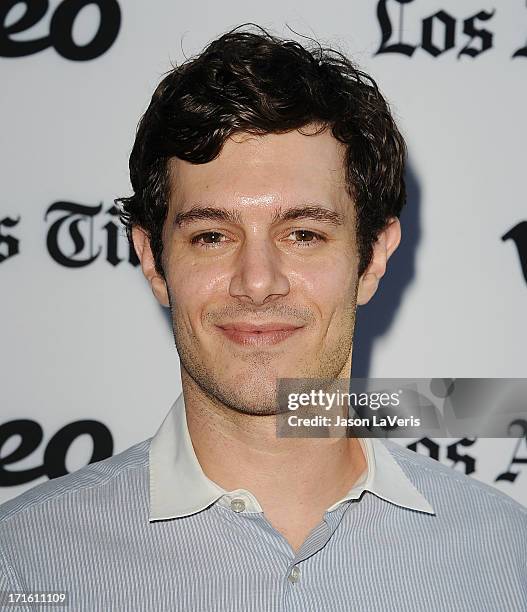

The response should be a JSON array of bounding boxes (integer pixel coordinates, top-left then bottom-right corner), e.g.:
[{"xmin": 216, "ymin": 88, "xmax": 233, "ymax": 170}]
[{"xmin": 1, "ymin": 392, "xmax": 526, "ymax": 611}]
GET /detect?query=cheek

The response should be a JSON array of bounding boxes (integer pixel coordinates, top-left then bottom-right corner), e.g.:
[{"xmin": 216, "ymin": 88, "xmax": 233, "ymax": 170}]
[
  {"xmin": 168, "ymin": 261, "xmax": 231, "ymax": 324},
  {"xmin": 291, "ymin": 254, "xmax": 358, "ymax": 313}
]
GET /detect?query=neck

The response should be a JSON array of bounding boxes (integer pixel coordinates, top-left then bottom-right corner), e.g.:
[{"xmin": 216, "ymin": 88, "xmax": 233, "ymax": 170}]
[{"xmin": 181, "ymin": 367, "xmax": 367, "ymax": 518}]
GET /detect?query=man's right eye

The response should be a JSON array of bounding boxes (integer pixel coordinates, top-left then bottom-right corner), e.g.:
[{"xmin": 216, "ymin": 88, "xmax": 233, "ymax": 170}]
[{"xmin": 190, "ymin": 232, "xmax": 228, "ymax": 247}]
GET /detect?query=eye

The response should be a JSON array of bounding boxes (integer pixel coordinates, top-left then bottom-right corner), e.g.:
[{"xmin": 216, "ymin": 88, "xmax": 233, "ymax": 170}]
[
  {"xmin": 190, "ymin": 231, "xmax": 228, "ymax": 248},
  {"xmin": 286, "ymin": 229, "xmax": 325, "ymax": 246}
]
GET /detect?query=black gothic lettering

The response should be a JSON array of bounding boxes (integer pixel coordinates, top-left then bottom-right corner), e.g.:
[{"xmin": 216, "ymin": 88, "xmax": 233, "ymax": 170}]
[
  {"xmin": 502, "ymin": 221, "xmax": 527, "ymax": 284},
  {"xmin": 407, "ymin": 437, "xmax": 440, "ymax": 460},
  {"xmin": 103, "ymin": 205, "xmax": 139, "ymax": 267},
  {"xmin": 45, "ymin": 201, "xmax": 102, "ymax": 267},
  {"xmin": 421, "ymin": 10, "xmax": 456, "ymax": 57},
  {"xmin": 458, "ymin": 10, "xmax": 495, "ymax": 59},
  {"xmin": 446, "ymin": 438, "xmax": 476, "ymax": 475},
  {"xmin": 0, "ymin": 215, "xmax": 21, "ymax": 263},
  {"xmin": 375, "ymin": 0, "xmax": 417, "ymax": 57},
  {"xmin": 495, "ymin": 421, "xmax": 527, "ymax": 483}
]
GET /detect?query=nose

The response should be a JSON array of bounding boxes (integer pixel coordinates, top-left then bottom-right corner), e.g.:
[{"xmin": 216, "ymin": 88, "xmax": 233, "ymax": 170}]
[{"xmin": 229, "ymin": 236, "xmax": 290, "ymax": 306}]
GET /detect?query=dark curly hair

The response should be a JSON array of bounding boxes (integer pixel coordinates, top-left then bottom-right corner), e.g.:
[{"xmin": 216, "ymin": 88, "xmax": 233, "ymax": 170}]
[{"xmin": 116, "ymin": 24, "xmax": 406, "ymax": 279}]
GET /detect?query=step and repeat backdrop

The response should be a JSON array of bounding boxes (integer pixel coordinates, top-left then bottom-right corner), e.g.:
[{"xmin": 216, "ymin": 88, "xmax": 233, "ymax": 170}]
[{"xmin": 1, "ymin": 0, "xmax": 526, "ymax": 506}]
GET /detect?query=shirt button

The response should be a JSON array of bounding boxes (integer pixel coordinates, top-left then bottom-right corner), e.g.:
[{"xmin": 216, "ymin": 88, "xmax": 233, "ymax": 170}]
[
  {"xmin": 230, "ymin": 498, "xmax": 246, "ymax": 513},
  {"xmin": 288, "ymin": 565, "xmax": 301, "ymax": 583}
]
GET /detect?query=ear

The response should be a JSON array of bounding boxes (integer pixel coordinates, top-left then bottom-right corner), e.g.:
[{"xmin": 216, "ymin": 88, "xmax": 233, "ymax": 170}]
[
  {"xmin": 131, "ymin": 226, "xmax": 170, "ymax": 307},
  {"xmin": 357, "ymin": 217, "xmax": 401, "ymax": 306}
]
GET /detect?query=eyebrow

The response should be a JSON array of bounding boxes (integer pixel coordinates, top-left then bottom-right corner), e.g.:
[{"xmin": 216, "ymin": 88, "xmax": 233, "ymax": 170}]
[{"xmin": 173, "ymin": 205, "xmax": 345, "ymax": 228}]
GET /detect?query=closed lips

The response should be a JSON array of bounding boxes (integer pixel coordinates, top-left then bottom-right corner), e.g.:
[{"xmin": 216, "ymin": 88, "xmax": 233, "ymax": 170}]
[
  {"xmin": 215, "ymin": 322, "xmax": 305, "ymax": 346},
  {"xmin": 217, "ymin": 322, "xmax": 303, "ymax": 332}
]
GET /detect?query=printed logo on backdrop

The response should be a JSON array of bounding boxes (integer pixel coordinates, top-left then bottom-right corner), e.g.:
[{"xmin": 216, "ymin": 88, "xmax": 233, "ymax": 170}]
[
  {"xmin": 502, "ymin": 221, "xmax": 527, "ymax": 285},
  {"xmin": 375, "ymin": 0, "xmax": 527, "ymax": 59},
  {"xmin": 0, "ymin": 0, "xmax": 121, "ymax": 61},
  {"xmin": 0, "ymin": 215, "xmax": 20, "ymax": 264},
  {"xmin": 0, "ymin": 419, "xmax": 113, "ymax": 486},
  {"xmin": 45, "ymin": 201, "xmax": 139, "ymax": 267},
  {"xmin": 407, "ymin": 437, "xmax": 527, "ymax": 485}
]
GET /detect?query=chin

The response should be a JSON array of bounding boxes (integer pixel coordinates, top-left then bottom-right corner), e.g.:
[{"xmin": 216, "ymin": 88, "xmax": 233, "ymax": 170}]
[
  {"xmin": 217, "ymin": 383, "xmax": 280, "ymax": 416},
  {"xmin": 224, "ymin": 361, "xmax": 302, "ymax": 387}
]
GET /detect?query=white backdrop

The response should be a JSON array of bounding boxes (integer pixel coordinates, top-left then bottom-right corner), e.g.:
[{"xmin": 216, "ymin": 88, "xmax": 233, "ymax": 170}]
[{"xmin": 1, "ymin": 0, "xmax": 526, "ymax": 506}]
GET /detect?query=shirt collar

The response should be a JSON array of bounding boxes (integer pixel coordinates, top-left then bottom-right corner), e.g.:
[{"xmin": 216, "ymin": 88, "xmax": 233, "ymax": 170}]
[{"xmin": 149, "ymin": 392, "xmax": 435, "ymax": 521}]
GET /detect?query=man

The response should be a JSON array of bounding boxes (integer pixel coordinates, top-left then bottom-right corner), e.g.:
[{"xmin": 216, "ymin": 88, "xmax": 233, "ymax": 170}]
[{"xmin": 1, "ymin": 25, "xmax": 525, "ymax": 612}]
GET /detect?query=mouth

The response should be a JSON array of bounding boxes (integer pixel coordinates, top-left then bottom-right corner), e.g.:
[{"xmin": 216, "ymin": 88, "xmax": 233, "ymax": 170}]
[{"xmin": 215, "ymin": 322, "xmax": 305, "ymax": 347}]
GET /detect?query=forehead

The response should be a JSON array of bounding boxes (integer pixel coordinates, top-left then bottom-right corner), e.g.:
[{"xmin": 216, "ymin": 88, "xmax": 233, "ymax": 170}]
[{"xmin": 168, "ymin": 126, "xmax": 351, "ymax": 217}]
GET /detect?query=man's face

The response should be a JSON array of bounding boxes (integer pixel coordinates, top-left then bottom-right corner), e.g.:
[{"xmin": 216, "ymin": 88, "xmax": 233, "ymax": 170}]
[{"xmin": 158, "ymin": 126, "xmax": 360, "ymax": 415}]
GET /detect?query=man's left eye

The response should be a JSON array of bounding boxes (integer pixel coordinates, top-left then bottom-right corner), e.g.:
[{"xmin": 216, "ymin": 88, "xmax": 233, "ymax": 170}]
[{"xmin": 287, "ymin": 230, "xmax": 324, "ymax": 245}]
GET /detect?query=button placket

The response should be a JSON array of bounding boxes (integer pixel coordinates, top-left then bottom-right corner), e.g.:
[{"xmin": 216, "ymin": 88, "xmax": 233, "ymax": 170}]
[
  {"xmin": 230, "ymin": 498, "xmax": 246, "ymax": 513},
  {"xmin": 288, "ymin": 565, "xmax": 301, "ymax": 583}
]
